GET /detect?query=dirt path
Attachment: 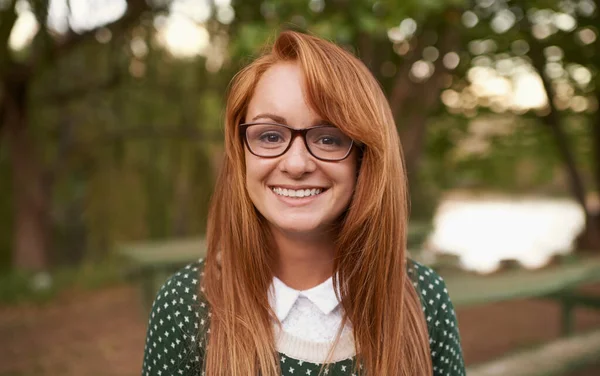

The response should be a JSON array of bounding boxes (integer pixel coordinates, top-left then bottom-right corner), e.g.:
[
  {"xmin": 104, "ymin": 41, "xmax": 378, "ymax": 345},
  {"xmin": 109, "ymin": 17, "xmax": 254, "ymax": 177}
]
[
  {"xmin": 0, "ymin": 283, "xmax": 599, "ymax": 375},
  {"xmin": 0, "ymin": 285, "xmax": 146, "ymax": 376}
]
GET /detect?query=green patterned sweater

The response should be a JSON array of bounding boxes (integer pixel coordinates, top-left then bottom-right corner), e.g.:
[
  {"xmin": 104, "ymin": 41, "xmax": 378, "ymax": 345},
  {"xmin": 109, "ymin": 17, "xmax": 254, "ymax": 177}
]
[{"xmin": 141, "ymin": 259, "xmax": 465, "ymax": 375}]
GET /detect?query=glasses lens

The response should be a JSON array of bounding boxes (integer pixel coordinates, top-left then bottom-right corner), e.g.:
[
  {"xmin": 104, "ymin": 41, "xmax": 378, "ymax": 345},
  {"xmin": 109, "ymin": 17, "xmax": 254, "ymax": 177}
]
[
  {"xmin": 306, "ymin": 126, "xmax": 353, "ymax": 160},
  {"xmin": 245, "ymin": 124, "xmax": 292, "ymax": 157}
]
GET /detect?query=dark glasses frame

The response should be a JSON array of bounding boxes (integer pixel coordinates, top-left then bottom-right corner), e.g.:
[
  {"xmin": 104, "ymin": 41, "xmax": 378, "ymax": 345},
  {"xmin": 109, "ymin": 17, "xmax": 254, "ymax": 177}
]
[{"xmin": 239, "ymin": 122, "xmax": 355, "ymax": 162}]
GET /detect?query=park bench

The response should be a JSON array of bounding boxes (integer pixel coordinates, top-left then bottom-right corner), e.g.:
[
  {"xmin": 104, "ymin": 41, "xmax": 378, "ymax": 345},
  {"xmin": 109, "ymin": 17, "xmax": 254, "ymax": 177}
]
[
  {"xmin": 118, "ymin": 237, "xmax": 600, "ymax": 375},
  {"xmin": 119, "ymin": 236, "xmax": 207, "ymax": 312},
  {"xmin": 466, "ymin": 327, "xmax": 600, "ymax": 376},
  {"xmin": 441, "ymin": 257, "xmax": 600, "ymax": 375},
  {"xmin": 441, "ymin": 257, "xmax": 600, "ymax": 336}
]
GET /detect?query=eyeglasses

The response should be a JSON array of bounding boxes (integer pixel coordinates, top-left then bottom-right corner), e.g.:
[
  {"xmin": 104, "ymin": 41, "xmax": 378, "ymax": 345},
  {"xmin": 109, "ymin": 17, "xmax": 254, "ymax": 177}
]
[{"xmin": 239, "ymin": 122, "xmax": 354, "ymax": 161}]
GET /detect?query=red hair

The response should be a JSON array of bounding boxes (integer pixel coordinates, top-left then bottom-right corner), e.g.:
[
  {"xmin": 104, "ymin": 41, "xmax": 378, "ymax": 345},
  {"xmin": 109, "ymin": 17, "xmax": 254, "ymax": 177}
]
[{"xmin": 203, "ymin": 31, "xmax": 432, "ymax": 376}]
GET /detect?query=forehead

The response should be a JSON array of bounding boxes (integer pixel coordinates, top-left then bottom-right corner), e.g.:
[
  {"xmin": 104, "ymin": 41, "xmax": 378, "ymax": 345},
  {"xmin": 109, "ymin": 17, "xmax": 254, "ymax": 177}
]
[{"xmin": 246, "ymin": 62, "xmax": 321, "ymax": 126}]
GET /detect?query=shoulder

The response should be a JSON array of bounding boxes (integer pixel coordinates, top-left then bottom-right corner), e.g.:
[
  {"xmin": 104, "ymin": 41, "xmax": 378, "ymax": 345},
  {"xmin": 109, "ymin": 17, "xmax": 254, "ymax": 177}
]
[
  {"xmin": 406, "ymin": 259, "xmax": 456, "ymax": 331},
  {"xmin": 158, "ymin": 259, "xmax": 207, "ymax": 299},
  {"xmin": 407, "ymin": 259, "xmax": 466, "ymax": 375},
  {"xmin": 153, "ymin": 258, "xmax": 210, "ymax": 323},
  {"xmin": 151, "ymin": 259, "xmax": 209, "ymax": 316},
  {"xmin": 141, "ymin": 259, "xmax": 209, "ymax": 375}
]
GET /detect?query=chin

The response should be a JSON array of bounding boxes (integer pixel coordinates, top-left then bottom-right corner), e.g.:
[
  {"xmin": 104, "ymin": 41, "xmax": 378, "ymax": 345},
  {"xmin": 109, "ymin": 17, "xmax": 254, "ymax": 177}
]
[
  {"xmin": 277, "ymin": 223, "xmax": 322, "ymax": 235},
  {"xmin": 270, "ymin": 217, "xmax": 326, "ymax": 236}
]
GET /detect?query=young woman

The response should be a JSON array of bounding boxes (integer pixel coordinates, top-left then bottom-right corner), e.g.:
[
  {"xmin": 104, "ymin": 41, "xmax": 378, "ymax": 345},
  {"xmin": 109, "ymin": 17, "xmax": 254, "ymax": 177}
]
[{"xmin": 142, "ymin": 31, "xmax": 465, "ymax": 376}]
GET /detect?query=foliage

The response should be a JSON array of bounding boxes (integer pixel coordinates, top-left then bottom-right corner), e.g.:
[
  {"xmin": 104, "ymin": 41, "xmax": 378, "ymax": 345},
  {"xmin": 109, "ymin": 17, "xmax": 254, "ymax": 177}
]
[{"xmin": 2, "ymin": 0, "xmax": 600, "ymax": 270}]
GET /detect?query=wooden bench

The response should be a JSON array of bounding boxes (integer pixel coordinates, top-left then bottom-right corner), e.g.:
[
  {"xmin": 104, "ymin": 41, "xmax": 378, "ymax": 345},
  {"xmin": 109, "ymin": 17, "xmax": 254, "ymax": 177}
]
[
  {"xmin": 466, "ymin": 328, "xmax": 600, "ymax": 376},
  {"xmin": 441, "ymin": 257, "xmax": 600, "ymax": 336},
  {"xmin": 119, "ymin": 237, "xmax": 600, "ymax": 325},
  {"xmin": 444, "ymin": 258, "xmax": 600, "ymax": 375},
  {"xmin": 118, "ymin": 237, "xmax": 207, "ymax": 312}
]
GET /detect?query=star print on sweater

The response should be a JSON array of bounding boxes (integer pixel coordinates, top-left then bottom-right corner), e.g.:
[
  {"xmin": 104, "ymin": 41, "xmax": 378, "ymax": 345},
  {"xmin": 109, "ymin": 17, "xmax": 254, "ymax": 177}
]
[{"xmin": 141, "ymin": 259, "xmax": 465, "ymax": 375}]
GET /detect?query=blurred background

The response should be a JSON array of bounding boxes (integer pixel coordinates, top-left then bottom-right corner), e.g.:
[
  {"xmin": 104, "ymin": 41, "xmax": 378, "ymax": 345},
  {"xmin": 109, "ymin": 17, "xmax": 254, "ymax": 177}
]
[{"xmin": 1, "ymin": 0, "xmax": 600, "ymax": 375}]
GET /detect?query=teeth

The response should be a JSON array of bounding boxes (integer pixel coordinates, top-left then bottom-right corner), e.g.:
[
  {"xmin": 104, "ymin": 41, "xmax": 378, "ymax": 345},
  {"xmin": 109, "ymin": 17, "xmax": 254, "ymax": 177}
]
[{"xmin": 272, "ymin": 187, "xmax": 323, "ymax": 198}]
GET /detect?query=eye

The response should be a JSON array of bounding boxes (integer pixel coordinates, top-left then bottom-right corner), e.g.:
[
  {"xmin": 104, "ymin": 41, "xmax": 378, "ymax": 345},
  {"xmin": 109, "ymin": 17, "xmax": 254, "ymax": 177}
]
[
  {"xmin": 259, "ymin": 132, "xmax": 284, "ymax": 143},
  {"xmin": 316, "ymin": 136, "xmax": 342, "ymax": 146}
]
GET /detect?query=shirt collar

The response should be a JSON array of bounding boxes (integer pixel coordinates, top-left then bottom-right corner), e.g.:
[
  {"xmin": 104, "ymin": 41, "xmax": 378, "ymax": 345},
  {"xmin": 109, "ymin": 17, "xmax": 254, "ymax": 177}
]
[{"xmin": 269, "ymin": 276, "xmax": 341, "ymax": 322}]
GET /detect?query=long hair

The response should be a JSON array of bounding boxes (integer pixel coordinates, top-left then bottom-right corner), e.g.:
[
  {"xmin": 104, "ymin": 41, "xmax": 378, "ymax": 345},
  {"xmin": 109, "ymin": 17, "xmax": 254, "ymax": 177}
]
[{"xmin": 203, "ymin": 31, "xmax": 432, "ymax": 376}]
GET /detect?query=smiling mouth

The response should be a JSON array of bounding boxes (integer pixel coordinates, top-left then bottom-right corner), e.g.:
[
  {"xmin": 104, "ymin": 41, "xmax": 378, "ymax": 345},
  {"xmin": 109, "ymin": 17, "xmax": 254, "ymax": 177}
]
[{"xmin": 270, "ymin": 187, "xmax": 326, "ymax": 198}]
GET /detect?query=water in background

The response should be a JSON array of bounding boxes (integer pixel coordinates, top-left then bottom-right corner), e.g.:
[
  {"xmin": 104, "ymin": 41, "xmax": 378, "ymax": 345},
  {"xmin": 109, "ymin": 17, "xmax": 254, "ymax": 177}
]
[{"xmin": 426, "ymin": 194, "xmax": 586, "ymax": 273}]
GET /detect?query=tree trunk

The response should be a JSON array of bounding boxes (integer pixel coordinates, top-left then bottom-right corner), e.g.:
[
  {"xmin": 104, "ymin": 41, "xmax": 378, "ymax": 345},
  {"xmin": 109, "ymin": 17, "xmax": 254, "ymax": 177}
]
[
  {"xmin": 540, "ymin": 84, "xmax": 600, "ymax": 251},
  {"xmin": 392, "ymin": 10, "xmax": 461, "ymax": 176},
  {"xmin": 400, "ymin": 57, "xmax": 453, "ymax": 175},
  {"xmin": 3, "ymin": 73, "xmax": 50, "ymax": 270},
  {"xmin": 580, "ymin": 92, "xmax": 600, "ymax": 251},
  {"xmin": 593, "ymin": 92, "xmax": 600, "ymax": 196},
  {"xmin": 517, "ymin": 5, "xmax": 600, "ymax": 251}
]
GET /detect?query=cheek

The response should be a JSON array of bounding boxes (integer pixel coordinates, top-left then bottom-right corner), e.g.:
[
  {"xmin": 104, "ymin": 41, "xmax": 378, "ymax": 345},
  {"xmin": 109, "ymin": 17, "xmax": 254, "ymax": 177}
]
[
  {"xmin": 328, "ymin": 160, "xmax": 359, "ymax": 210},
  {"xmin": 244, "ymin": 150, "xmax": 260, "ymax": 182},
  {"xmin": 341, "ymin": 156, "xmax": 359, "ymax": 192},
  {"xmin": 342, "ymin": 161, "xmax": 360, "ymax": 208},
  {"xmin": 244, "ymin": 152, "xmax": 259, "ymax": 204},
  {"xmin": 244, "ymin": 152, "xmax": 275, "ymax": 190}
]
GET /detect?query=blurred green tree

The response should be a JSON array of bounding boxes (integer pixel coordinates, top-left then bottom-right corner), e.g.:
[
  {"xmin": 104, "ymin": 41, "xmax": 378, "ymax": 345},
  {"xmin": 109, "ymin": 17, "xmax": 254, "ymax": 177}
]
[
  {"xmin": 3, "ymin": 0, "xmax": 600, "ymax": 273},
  {"xmin": 0, "ymin": 0, "xmax": 171, "ymax": 270}
]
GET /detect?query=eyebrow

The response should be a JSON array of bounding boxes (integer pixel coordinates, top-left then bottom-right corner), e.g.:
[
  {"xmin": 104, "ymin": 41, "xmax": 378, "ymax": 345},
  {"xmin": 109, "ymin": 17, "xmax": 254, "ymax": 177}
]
[
  {"xmin": 250, "ymin": 113, "xmax": 332, "ymax": 126},
  {"xmin": 251, "ymin": 113, "xmax": 287, "ymax": 123}
]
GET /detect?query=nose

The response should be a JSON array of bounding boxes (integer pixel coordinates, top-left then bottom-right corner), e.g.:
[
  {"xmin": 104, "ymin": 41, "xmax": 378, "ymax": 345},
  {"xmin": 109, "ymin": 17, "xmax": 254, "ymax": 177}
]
[{"xmin": 279, "ymin": 136, "xmax": 316, "ymax": 177}]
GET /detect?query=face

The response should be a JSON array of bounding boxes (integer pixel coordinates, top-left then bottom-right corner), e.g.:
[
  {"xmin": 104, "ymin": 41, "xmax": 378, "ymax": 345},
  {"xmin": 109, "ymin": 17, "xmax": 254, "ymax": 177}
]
[{"xmin": 244, "ymin": 62, "xmax": 358, "ymax": 238}]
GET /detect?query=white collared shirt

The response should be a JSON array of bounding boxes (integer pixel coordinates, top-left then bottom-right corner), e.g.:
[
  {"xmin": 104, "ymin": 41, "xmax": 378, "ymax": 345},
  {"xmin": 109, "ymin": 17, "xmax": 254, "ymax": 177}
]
[{"xmin": 269, "ymin": 276, "xmax": 353, "ymax": 343}]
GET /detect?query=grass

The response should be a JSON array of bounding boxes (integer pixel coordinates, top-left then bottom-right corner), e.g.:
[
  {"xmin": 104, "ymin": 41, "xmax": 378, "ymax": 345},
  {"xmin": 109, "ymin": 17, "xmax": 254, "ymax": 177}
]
[{"xmin": 0, "ymin": 258, "xmax": 126, "ymax": 305}]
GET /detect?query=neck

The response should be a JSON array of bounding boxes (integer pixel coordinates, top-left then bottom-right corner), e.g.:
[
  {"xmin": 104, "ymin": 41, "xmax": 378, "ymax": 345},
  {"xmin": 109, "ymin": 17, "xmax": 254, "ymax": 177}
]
[{"xmin": 271, "ymin": 226, "xmax": 336, "ymax": 291}]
